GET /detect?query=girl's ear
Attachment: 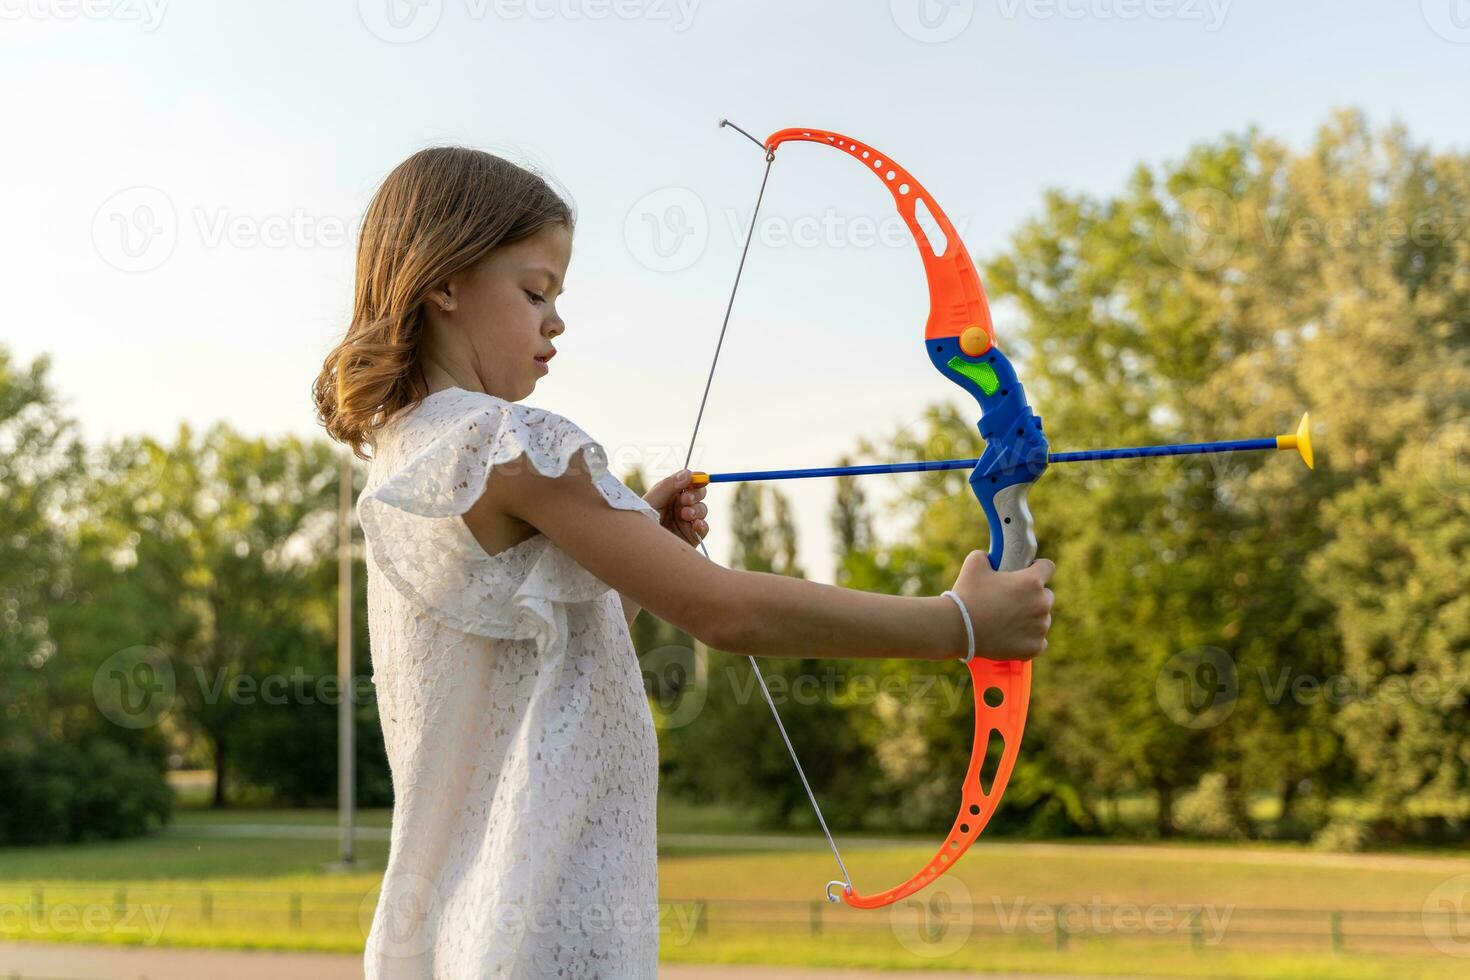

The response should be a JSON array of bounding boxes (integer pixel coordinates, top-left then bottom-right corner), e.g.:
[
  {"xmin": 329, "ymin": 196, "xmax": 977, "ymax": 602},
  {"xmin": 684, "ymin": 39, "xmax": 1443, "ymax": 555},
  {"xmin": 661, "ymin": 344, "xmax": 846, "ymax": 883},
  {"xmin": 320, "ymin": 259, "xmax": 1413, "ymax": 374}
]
[{"xmin": 424, "ymin": 280, "xmax": 454, "ymax": 313}]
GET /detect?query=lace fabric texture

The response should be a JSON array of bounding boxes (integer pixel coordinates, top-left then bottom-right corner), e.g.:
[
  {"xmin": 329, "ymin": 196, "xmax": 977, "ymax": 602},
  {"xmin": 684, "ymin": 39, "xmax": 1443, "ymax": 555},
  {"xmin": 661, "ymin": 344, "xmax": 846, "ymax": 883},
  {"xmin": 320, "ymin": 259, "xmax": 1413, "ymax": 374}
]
[{"xmin": 357, "ymin": 387, "xmax": 662, "ymax": 979}]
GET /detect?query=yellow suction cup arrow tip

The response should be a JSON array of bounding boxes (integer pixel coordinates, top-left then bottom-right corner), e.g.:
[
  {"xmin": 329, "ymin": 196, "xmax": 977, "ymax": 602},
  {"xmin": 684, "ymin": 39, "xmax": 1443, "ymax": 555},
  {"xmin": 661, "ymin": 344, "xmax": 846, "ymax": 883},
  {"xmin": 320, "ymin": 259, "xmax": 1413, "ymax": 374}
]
[
  {"xmin": 690, "ymin": 472, "xmax": 710, "ymax": 487},
  {"xmin": 1275, "ymin": 412, "xmax": 1314, "ymax": 469},
  {"xmin": 1297, "ymin": 412, "xmax": 1313, "ymax": 469}
]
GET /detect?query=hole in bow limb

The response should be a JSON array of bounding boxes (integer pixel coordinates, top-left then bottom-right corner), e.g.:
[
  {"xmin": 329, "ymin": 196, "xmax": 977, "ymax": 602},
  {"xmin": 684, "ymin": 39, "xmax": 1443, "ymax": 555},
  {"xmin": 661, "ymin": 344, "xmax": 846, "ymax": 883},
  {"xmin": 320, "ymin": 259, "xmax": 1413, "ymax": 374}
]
[
  {"xmin": 912, "ymin": 197, "xmax": 948, "ymax": 258},
  {"xmin": 978, "ymin": 729, "xmax": 1006, "ymax": 797}
]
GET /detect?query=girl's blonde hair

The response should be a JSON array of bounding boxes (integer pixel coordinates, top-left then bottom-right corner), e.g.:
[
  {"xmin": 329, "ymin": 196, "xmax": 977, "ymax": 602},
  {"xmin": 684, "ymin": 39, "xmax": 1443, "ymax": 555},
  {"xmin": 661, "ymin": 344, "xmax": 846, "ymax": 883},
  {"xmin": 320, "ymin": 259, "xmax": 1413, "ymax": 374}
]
[{"xmin": 313, "ymin": 146, "xmax": 573, "ymax": 459}]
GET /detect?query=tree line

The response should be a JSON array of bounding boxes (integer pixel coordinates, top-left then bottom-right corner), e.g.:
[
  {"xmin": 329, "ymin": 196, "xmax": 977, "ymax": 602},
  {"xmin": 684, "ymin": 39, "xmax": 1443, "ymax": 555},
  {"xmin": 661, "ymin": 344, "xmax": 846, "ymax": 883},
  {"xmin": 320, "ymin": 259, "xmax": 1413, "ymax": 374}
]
[
  {"xmin": 2, "ymin": 109, "xmax": 1464, "ymax": 848},
  {"xmin": 644, "ymin": 109, "xmax": 1469, "ymax": 848}
]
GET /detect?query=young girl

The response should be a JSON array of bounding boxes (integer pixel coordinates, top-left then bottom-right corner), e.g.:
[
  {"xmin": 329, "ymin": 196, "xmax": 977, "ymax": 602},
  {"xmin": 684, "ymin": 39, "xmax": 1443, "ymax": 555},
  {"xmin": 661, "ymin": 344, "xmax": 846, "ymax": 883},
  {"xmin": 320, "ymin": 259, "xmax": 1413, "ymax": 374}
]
[{"xmin": 313, "ymin": 146, "xmax": 1055, "ymax": 979}]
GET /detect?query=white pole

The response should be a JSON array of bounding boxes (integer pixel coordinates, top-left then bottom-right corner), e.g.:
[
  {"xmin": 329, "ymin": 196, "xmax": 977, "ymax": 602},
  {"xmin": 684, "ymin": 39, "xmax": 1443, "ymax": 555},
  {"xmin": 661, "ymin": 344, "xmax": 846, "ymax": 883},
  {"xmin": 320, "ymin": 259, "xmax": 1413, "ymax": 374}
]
[{"xmin": 337, "ymin": 447, "xmax": 356, "ymax": 866}]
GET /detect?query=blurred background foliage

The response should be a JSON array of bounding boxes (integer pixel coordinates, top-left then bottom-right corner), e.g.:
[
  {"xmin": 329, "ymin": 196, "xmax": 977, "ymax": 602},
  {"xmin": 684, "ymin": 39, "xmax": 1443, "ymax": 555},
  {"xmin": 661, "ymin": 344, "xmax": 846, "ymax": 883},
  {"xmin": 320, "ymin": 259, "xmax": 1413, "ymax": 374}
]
[{"xmin": 3, "ymin": 109, "xmax": 1465, "ymax": 848}]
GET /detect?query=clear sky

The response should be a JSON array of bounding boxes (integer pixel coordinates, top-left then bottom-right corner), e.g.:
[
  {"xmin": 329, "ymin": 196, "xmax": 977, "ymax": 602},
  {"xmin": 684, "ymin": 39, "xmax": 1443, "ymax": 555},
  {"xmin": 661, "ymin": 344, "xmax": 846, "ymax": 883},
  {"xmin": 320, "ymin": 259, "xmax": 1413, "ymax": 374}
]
[{"xmin": 3, "ymin": 1, "xmax": 1467, "ymax": 579}]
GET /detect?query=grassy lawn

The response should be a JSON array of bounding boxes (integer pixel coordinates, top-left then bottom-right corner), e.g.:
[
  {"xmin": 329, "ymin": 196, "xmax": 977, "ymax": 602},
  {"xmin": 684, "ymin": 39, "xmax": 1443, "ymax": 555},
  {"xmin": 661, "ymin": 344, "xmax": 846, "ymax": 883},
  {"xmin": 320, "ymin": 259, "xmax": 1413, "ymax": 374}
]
[{"xmin": 1, "ymin": 802, "xmax": 1467, "ymax": 977}]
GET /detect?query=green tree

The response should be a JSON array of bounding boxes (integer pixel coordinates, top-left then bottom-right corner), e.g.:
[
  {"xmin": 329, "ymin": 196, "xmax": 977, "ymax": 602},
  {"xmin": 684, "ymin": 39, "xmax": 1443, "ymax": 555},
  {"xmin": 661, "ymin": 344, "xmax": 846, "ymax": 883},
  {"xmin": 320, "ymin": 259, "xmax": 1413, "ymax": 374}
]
[
  {"xmin": 0, "ymin": 348, "xmax": 171, "ymax": 842},
  {"xmin": 79, "ymin": 424, "xmax": 348, "ymax": 806},
  {"xmin": 984, "ymin": 108, "xmax": 1468, "ymax": 840},
  {"xmin": 0, "ymin": 349, "xmax": 85, "ymax": 733}
]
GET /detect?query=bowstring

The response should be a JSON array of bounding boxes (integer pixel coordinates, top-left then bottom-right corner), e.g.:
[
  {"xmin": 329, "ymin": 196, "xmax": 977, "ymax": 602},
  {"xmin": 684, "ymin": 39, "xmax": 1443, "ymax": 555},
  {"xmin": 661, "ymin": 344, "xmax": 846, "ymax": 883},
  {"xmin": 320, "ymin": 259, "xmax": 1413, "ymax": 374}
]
[{"xmin": 679, "ymin": 121, "xmax": 854, "ymax": 900}]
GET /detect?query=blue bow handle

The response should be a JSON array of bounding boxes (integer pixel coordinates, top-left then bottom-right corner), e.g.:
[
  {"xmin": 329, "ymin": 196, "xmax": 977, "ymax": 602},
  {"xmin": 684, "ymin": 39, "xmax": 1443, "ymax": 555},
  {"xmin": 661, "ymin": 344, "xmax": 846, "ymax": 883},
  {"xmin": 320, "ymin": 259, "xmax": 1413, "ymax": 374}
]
[{"xmin": 927, "ymin": 340, "xmax": 1050, "ymax": 572}]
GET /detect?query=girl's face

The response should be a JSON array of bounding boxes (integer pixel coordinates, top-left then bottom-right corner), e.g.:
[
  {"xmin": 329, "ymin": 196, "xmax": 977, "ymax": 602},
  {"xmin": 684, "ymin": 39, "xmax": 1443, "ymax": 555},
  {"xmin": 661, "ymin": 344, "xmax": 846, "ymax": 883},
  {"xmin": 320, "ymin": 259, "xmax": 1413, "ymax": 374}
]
[{"xmin": 424, "ymin": 221, "xmax": 571, "ymax": 401}]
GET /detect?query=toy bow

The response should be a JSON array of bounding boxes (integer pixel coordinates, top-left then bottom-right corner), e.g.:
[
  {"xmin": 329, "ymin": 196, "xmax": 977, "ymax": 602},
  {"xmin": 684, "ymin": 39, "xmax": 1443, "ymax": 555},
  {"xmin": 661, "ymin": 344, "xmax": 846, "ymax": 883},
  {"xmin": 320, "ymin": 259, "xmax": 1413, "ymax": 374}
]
[{"xmin": 681, "ymin": 122, "xmax": 1312, "ymax": 910}]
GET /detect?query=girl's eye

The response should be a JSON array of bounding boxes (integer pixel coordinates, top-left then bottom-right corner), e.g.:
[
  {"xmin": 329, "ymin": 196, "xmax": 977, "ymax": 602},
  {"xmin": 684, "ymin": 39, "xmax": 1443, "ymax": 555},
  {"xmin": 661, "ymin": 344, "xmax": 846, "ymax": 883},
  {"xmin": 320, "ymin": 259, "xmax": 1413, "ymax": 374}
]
[{"xmin": 526, "ymin": 290, "xmax": 546, "ymax": 305}]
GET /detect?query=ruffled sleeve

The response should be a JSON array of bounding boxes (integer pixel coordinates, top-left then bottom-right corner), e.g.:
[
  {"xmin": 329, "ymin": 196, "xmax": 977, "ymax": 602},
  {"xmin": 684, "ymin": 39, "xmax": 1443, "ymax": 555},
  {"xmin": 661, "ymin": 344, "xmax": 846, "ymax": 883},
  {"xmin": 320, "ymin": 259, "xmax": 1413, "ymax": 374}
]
[{"xmin": 357, "ymin": 390, "xmax": 661, "ymax": 647}]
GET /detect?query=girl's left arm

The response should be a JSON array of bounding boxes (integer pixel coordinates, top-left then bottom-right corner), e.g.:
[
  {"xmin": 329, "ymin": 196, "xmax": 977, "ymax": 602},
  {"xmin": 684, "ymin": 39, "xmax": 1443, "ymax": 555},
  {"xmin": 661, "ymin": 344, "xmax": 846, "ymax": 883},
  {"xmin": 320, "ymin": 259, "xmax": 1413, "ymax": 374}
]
[{"xmin": 623, "ymin": 468, "xmax": 709, "ymax": 626}]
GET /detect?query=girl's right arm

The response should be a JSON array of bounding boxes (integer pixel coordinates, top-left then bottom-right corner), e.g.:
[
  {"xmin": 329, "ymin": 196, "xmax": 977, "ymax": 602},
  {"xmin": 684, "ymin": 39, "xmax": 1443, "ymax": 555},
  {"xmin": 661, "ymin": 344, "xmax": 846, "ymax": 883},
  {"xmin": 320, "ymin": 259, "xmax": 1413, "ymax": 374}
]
[{"xmin": 481, "ymin": 454, "xmax": 1054, "ymax": 663}]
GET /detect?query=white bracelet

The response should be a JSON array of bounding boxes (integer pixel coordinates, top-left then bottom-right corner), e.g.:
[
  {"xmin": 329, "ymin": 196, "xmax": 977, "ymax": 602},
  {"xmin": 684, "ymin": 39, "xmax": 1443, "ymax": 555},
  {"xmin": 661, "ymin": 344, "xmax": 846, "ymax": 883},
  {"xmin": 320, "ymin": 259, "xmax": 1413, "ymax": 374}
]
[{"xmin": 941, "ymin": 590, "xmax": 975, "ymax": 664}]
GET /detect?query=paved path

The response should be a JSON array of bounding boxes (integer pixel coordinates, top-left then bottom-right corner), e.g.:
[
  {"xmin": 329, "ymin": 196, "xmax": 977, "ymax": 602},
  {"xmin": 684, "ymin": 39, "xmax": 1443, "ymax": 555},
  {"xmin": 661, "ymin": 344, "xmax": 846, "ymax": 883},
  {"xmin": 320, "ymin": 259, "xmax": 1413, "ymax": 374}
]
[
  {"xmin": 0, "ymin": 942, "xmax": 1138, "ymax": 980},
  {"xmin": 0, "ymin": 943, "xmax": 361, "ymax": 980}
]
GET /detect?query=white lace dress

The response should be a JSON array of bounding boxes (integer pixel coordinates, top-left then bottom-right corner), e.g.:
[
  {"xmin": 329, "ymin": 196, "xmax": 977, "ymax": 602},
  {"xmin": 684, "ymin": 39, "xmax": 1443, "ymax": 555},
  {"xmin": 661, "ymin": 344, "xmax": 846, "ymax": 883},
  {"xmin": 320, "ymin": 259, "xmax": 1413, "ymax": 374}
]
[{"xmin": 356, "ymin": 386, "xmax": 661, "ymax": 979}]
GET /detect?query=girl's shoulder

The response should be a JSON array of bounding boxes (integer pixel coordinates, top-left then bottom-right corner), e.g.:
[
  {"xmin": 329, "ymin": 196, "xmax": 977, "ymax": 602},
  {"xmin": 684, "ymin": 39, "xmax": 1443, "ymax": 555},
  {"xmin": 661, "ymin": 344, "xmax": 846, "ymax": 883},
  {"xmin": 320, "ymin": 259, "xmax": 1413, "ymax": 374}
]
[
  {"xmin": 357, "ymin": 387, "xmax": 659, "ymax": 639},
  {"xmin": 375, "ymin": 387, "xmax": 612, "ymax": 495},
  {"xmin": 367, "ymin": 386, "xmax": 651, "ymax": 521},
  {"xmin": 381, "ymin": 386, "xmax": 576, "ymax": 446}
]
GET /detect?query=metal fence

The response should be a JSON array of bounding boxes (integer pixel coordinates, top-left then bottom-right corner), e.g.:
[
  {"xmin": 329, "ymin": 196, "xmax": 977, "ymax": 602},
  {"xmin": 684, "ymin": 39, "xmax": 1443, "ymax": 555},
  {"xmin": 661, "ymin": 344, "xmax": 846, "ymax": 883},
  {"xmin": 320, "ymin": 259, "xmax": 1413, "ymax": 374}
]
[
  {"xmin": 718, "ymin": 896, "xmax": 1461, "ymax": 957},
  {"xmin": 1, "ymin": 883, "xmax": 1462, "ymax": 959}
]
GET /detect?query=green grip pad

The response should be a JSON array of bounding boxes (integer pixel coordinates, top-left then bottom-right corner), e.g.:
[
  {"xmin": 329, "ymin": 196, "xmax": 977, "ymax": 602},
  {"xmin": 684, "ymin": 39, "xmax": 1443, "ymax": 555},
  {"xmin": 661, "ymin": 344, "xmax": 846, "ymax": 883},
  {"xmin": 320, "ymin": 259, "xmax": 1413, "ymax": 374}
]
[{"xmin": 947, "ymin": 356, "xmax": 1000, "ymax": 396}]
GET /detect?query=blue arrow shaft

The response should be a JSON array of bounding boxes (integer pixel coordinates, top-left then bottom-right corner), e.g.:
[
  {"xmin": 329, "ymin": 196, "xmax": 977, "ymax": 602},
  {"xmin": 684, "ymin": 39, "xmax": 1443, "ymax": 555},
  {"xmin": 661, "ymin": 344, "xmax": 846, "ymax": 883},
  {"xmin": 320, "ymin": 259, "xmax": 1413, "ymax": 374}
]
[
  {"xmin": 700, "ymin": 437, "xmax": 1280, "ymax": 484},
  {"xmin": 1051, "ymin": 437, "xmax": 1278, "ymax": 463}
]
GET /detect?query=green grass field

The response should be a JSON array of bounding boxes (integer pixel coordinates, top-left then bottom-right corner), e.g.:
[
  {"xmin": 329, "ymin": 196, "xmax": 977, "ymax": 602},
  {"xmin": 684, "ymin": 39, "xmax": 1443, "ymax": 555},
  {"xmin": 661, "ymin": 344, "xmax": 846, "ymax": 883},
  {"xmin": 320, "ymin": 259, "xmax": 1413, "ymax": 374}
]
[{"xmin": 2, "ymin": 800, "xmax": 1468, "ymax": 978}]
